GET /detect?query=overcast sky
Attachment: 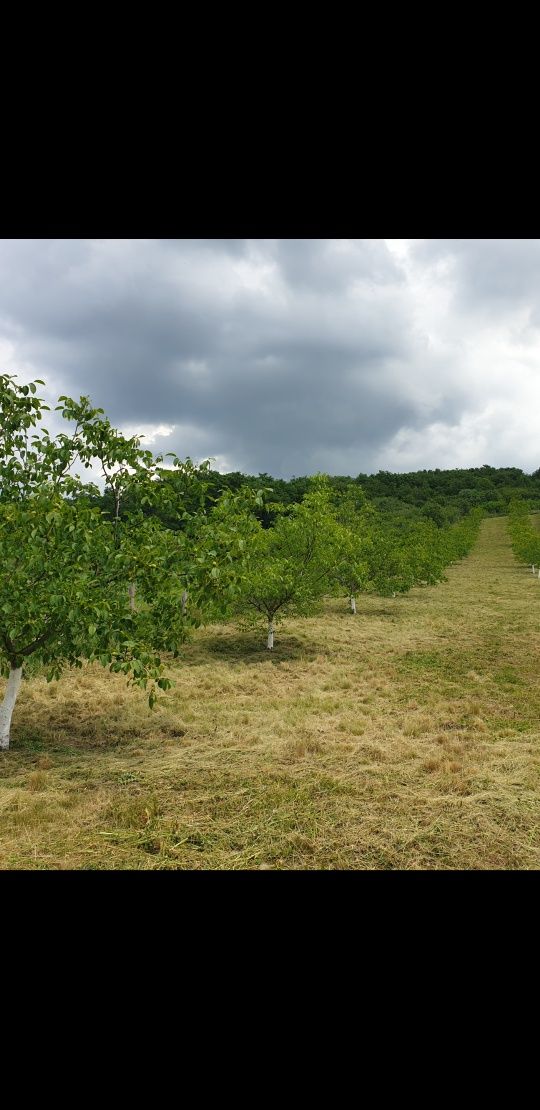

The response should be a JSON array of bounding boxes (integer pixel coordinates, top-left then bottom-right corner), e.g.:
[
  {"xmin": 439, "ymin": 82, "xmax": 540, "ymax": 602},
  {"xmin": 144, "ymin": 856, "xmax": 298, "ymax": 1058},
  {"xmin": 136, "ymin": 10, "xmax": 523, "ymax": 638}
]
[{"xmin": 1, "ymin": 238, "xmax": 539, "ymax": 478}]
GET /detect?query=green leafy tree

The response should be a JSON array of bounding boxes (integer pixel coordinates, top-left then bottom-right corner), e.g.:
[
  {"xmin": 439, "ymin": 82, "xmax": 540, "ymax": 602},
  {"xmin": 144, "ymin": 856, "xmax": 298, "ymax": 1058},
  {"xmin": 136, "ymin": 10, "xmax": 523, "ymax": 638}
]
[
  {"xmin": 333, "ymin": 531, "xmax": 372, "ymax": 613},
  {"xmin": 235, "ymin": 485, "xmax": 341, "ymax": 648},
  {"xmin": 331, "ymin": 493, "xmax": 376, "ymax": 613},
  {"xmin": 507, "ymin": 499, "xmax": 540, "ymax": 571},
  {"xmin": 148, "ymin": 482, "xmax": 266, "ymax": 635},
  {"xmin": 0, "ymin": 375, "xmax": 215, "ymax": 749}
]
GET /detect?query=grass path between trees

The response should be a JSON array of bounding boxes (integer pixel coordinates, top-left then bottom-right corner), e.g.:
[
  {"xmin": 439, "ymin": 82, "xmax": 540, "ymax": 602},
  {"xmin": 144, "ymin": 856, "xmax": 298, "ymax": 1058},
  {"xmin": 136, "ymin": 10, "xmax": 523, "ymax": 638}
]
[{"xmin": 1, "ymin": 515, "xmax": 540, "ymax": 870}]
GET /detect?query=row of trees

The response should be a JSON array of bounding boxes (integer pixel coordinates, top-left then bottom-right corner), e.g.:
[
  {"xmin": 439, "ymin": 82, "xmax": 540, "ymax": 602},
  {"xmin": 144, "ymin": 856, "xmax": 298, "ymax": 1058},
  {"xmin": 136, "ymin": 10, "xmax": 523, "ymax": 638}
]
[
  {"xmin": 0, "ymin": 376, "xmax": 483, "ymax": 749},
  {"xmin": 169, "ymin": 481, "xmax": 483, "ymax": 648},
  {"xmin": 507, "ymin": 500, "xmax": 540, "ymax": 573}
]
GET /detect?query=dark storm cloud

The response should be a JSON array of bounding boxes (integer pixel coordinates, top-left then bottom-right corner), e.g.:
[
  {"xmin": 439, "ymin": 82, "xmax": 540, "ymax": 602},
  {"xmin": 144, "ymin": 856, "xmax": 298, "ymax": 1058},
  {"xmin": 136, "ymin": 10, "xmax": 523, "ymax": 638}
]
[
  {"xmin": 0, "ymin": 238, "xmax": 421, "ymax": 475},
  {"xmin": 2, "ymin": 237, "xmax": 524, "ymax": 477}
]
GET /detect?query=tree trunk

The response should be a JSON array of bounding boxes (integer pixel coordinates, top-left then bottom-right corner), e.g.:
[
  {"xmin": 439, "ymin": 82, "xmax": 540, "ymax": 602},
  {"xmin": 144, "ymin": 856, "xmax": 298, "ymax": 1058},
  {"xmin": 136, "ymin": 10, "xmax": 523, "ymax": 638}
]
[
  {"xmin": 533, "ymin": 565, "xmax": 536, "ymax": 575},
  {"xmin": 128, "ymin": 582, "xmax": 136, "ymax": 611},
  {"xmin": 267, "ymin": 621, "xmax": 274, "ymax": 650},
  {"xmin": 350, "ymin": 596, "xmax": 356, "ymax": 614},
  {"xmin": 0, "ymin": 665, "xmax": 23, "ymax": 750},
  {"xmin": 181, "ymin": 590, "xmax": 188, "ymax": 617}
]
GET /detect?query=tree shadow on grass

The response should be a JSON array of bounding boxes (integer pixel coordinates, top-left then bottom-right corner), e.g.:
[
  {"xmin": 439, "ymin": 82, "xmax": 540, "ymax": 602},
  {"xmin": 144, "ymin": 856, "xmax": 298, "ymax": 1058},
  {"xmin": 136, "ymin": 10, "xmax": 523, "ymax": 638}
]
[
  {"xmin": 11, "ymin": 717, "xmax": 180, "ymax": 754},
  {"xmin": 354, "ymin": 607, "xmax": 404, "ymax": 620},
  {"xmin": 11, "ymin": 726, "xmax": 137, "ymax": 754},
  {"xmin": 8, "ymin": 731, "xmax": 74, "ymax": 756},
  {"xmin": 189, "ymin": 632, "xmax": 321, "ymax": 666},
  {"xmin": 331, "ymin": 605, "xmax": 405, "ymax": 621}
]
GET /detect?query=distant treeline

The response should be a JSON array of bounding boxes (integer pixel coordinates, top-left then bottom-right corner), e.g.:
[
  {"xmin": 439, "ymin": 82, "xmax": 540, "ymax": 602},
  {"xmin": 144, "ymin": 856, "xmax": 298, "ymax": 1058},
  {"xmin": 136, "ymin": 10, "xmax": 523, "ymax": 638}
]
[
  {"xmin": 195, "ymin": 465, "xmax": 540, "ymax": 525},
  {"xmin": 94, "ymin": 464, "xmax": 540, "ymax": 531}
]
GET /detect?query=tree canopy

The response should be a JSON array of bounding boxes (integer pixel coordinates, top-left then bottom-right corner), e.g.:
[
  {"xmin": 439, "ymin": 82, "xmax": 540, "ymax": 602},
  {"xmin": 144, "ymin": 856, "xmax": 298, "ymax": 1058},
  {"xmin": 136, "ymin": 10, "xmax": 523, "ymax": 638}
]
[{"xmin": 0, "ymin": 375, "xmax": 256, "ymax": 747}]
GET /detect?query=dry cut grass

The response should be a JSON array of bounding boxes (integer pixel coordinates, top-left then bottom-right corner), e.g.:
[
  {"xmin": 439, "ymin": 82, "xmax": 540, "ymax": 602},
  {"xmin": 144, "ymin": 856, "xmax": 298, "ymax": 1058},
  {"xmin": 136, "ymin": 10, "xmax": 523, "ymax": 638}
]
[{"xmin": 1, "ymin": 515, "xmax": 540, "ymax": 870}]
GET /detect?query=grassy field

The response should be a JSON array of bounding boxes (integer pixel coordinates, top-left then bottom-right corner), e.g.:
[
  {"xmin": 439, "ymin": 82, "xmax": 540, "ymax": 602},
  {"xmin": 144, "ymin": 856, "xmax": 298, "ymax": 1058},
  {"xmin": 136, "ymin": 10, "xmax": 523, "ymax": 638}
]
[{"xmin": 1, "ymin": 515, "xmax": 540, "ymax": 870}]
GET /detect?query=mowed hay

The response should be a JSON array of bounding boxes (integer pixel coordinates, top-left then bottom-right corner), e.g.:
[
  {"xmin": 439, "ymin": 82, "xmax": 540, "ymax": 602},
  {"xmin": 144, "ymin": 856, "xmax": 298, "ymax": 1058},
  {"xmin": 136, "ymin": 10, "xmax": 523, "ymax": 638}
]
[{"xmin": 1, "ymin": 515, "xmax": 540, "ymax": 870}]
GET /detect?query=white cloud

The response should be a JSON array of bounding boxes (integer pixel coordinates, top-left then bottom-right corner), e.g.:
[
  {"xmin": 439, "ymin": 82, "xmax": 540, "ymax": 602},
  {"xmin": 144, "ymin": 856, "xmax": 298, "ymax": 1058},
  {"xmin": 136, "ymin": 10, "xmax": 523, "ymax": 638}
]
[{"xmin": 119, "ymin": 423, "xmax": 175, "ymax": 445}]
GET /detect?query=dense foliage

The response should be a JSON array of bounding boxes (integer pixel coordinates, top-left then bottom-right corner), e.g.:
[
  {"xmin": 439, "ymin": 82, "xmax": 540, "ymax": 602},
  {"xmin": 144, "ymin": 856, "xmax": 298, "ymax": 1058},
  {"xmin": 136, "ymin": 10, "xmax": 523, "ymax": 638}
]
[
  {"xmin": 507, "ymin": 499, "xmax": 540, "ymax": 569},
  {"xmin": 333, "ymin": 504, "xmax": 483, "ymax": 611},
  {"xmin": 175, "ymin": 465, "xmax": 540, "ymax": 526},
  {"xmin": 232, "ymin": 485, "xmax": 343, "ymax": 646},
  {"xmin": 0, "ymin": 376, "xmax": 258, "ymax": 746}
]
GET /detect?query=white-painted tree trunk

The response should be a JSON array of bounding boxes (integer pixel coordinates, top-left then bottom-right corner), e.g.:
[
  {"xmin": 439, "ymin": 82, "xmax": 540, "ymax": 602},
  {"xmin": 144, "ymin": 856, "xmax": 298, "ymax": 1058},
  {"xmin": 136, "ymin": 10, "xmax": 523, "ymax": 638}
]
[
  {"xmin": 0, "ymin": 665, "xmax": 23, "ymax": 750},
  {"xmin": 350, "ymin": 596, "xmax": 356, "ymax": 614},
  {"xmin": 532, "ymin": 565, "xmax": 536, "ymax": 575},
  {"xmin": 128, "ymin": 582, "xmax": 136, "ymax": 611},
  {"xmin": 267, "ymin": 622, "xmax": 274, "ymax": 650},
  {"xmin": 181, "ymin": 590, "xmax": 188, "ymax": 616}
]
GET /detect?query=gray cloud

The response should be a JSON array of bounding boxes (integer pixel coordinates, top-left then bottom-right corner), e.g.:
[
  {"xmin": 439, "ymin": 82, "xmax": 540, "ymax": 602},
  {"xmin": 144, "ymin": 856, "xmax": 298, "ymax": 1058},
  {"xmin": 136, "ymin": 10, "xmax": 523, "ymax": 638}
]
[
  {"xmin": 1, "ymin": 238, "xmax": 540, "ymax": 477},
  {"xmin": 268, "ymin": 238, "xmax": 403, "ymax": 293},
  {"xmin": 413, "ymin": 238, "xmax": 540, "ymax": 320},
  {"xmin": 159, "ymin": 239, "xmax": 249, "ymax": 255}
]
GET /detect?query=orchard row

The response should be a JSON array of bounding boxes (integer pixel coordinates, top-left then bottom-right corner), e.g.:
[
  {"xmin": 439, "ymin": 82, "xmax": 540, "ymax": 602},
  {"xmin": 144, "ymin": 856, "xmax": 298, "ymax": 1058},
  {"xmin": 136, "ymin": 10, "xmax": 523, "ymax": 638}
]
[
  {"xmin": 0, "ymin": 376, "xmax": 482, "ymax": 748},
  {"xmin": 507, "ymin": 499, "xmax": 540, "ymax": 576}
]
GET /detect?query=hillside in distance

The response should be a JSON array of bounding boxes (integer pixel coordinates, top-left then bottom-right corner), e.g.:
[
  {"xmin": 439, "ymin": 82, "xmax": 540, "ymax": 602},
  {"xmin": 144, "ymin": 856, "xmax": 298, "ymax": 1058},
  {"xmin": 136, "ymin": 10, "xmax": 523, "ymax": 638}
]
[
  {"xmin": 202, "ymin": 465, "xmax": 540, "ymax": 526},
  {"xmin": 94, "ymin": 464, "xmax": 540, "ymax": 532}
]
